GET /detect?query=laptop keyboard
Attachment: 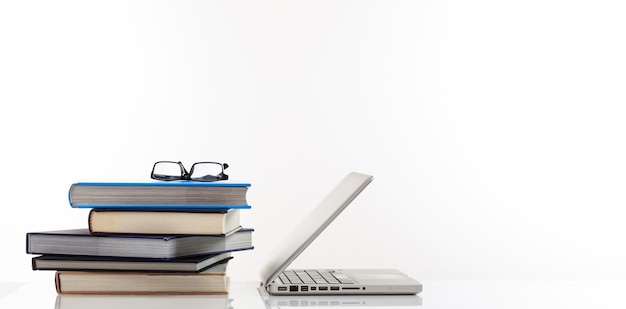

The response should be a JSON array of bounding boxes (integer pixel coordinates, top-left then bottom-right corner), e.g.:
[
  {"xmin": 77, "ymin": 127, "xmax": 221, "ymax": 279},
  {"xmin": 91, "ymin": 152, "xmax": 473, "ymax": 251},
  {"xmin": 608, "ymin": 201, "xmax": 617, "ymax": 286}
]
[{"xmin": 279, "ymin": 270, "xmax": 354, "ymax": 285}]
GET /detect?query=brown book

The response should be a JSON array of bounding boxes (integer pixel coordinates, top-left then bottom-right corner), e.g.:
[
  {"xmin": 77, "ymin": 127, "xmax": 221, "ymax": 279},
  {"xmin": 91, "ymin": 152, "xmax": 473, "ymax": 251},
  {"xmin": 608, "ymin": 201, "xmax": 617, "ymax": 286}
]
[
  {"xmin": 55, "ymin": 260, "xmax": 230, "ymax": 295},
  {"xmin": 88, "ymin": 209, "xmax": 241, "ymax": 235}
]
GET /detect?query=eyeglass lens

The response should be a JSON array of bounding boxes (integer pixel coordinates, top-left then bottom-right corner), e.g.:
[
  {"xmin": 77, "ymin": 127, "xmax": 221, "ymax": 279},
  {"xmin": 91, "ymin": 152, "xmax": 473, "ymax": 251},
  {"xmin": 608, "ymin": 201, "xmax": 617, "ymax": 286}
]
[
  {"xmin": 190, "ymin": 162, "xmax": 224, "ymax": 181},
  {"xmin": 152, "ymin": 161, "xmax": 185, "ymax": 180}
]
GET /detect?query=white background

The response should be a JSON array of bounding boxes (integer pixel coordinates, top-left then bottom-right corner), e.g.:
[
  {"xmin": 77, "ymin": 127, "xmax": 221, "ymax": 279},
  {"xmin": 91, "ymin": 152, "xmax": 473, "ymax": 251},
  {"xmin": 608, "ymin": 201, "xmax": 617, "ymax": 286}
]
[{"xmin": 1, "ymin": 0, "xmax": 625, "ymax": 283}]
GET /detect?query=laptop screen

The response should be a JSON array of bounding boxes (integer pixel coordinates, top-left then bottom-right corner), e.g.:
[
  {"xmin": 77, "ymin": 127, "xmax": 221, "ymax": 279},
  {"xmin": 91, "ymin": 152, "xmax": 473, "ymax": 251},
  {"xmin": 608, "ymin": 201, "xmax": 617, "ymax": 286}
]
[{"xmin": 259, "ymin": 172, "xmax": 374, "ymax": 287}]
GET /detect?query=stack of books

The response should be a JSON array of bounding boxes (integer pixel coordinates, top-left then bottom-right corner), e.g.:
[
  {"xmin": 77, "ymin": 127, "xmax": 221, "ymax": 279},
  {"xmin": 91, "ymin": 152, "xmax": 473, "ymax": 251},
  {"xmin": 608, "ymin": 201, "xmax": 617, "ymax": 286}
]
[{"xmin": 26, "ymin": 180, "xmax": 254, "ymax": 295}]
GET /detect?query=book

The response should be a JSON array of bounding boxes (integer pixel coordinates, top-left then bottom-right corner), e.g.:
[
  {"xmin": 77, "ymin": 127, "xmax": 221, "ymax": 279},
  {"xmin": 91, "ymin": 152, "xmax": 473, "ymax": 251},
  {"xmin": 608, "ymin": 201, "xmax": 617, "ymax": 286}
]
[
  {"xmin": 54, "ymin": 259, "xmax": 230, "ymax": 294},
  {"xmin": 55, "ymin": 294, "xmax": 232, "ymax": 309},
  {"xmin": 26, "ymin": 228, "xmax": 254, "ymax": 259},
  {"xmin": 68, "ymin": 180, "xmax": 251, "ymax": 209},
  {"xmin": 88, "ymin": 209, "xmax": 241, "ymax": 235},
  {"xmin": 32, "ymin": 252, "xmax": 233, "ymax": 272}
]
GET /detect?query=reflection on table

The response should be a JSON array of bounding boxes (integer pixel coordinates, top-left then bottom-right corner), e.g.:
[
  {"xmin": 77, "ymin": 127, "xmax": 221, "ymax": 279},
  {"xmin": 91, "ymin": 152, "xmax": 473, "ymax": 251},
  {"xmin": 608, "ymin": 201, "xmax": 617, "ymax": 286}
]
[
  {"xmin": 55, "ymin": 294, "xmax": 233, "ymax": 309},
  {"xmin": 6, "ymin": 280, "xmax": 626, "ymax": 309},
  {"xmin": 257, "ymin": 286, "xmax": 422, "ymax": 308}
]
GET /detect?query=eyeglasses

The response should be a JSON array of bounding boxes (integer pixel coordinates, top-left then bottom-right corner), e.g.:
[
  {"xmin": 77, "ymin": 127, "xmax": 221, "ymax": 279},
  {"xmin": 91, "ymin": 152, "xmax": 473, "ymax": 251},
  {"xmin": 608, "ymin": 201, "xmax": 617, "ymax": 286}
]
[{"xmin": 151, "ymin": 161, "xmax": 229, "ymax": 182}]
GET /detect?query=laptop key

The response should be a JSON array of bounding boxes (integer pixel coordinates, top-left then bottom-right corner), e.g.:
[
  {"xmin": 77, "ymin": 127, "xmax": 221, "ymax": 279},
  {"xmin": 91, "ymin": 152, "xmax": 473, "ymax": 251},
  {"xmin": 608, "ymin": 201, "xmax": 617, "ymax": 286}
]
[
  {"xmin": 288, "ymin": 276, "xmax": 303, "ymax": 284},
  {"xmin": 333, "ymin": 273, "xmax": 354, "ymax": 284},
  {"xmin": 314, "ymin": 278, "xmax": 328, "ymax": 284},
  {"xmin": 293, "ymin": 271, "xmax": 315, "ymax": 284}
]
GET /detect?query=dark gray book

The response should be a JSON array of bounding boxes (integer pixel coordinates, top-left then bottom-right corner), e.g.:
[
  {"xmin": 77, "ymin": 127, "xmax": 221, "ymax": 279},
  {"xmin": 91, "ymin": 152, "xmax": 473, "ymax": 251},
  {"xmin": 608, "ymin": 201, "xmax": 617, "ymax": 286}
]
[
  {"xmin": 32, "ymin": 252, "xmax": 233, "ymax": 272},
  {"xmin": 26, "ymin": 228, "xmax": 253, "ymax": 259}
]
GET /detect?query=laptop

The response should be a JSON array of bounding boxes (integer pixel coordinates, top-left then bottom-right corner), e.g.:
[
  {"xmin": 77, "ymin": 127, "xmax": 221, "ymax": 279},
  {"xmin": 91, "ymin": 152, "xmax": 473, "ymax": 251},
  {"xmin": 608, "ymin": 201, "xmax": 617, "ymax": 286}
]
[{"xmin": 259, "ymin": 172, "xmax": 422, "ymax": 295}]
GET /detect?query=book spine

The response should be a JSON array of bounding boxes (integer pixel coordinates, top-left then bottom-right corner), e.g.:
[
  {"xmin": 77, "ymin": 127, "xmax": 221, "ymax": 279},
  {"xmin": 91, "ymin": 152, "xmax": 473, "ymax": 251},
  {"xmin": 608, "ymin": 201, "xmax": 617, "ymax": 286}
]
[
  {"xmin": 55, "ymin": 272, "xmax": 62, "ymax": 293},
  {"xmin": 87, "ymin": 209, "xmax": 95, "ymax": 234},
  {"xmin": 67, "ymin": 184, "xmax": 75, "ymax": 207}
]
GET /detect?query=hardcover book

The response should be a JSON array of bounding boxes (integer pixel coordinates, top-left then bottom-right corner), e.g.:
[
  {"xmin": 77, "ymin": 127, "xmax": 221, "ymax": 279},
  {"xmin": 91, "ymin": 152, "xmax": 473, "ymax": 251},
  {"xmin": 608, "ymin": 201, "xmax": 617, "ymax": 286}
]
[
  {"xmin": 68, "ymin": 180, "xmax": 251, "ymax": 209},
  {"xmin": 54, "ymin": 259, "xmax": 230, "ymax": 294},
  {"xmin": 26, "ymin": 228, "xmax": 254, "ymax": 259},
  {"xmin": 88, "ymin": 209, "xmax": 241, "ymax": 235},
  {"xmin": 32, "ymin": 252, "xmax": 233, "ymax": 272}
]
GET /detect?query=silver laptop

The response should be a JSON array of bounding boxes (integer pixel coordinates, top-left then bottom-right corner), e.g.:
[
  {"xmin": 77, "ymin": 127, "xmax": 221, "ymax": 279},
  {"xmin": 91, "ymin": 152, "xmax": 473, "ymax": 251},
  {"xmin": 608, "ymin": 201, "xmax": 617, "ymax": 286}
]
[{"xmin": 259, "ymin": 172, "xmax": 422, "ymax": 295}]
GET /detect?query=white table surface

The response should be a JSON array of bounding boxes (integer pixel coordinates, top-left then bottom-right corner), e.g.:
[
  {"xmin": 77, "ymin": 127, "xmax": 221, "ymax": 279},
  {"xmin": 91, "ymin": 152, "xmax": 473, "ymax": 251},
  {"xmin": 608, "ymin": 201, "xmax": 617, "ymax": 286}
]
[{"xmin": 2, "ymin": 279, "xmax": 626, "ymax": 308}]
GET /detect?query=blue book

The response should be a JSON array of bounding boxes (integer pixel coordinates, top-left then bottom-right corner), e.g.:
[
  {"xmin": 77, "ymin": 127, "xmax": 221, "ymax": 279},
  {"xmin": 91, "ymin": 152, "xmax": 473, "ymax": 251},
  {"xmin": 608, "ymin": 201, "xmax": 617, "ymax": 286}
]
[{"xmin": 68, "ymin": 180, "xmax": 251, "ymax": 210}]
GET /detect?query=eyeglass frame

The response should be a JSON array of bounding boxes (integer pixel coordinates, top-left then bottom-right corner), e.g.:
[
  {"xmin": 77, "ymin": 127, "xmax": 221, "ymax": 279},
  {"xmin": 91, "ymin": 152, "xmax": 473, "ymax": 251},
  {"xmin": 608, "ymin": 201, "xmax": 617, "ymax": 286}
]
[{"xmin": 150, "ymin": 161, "xmax": 229, "ymax": 182}]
